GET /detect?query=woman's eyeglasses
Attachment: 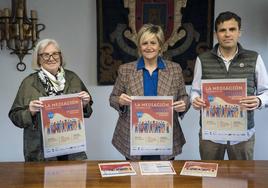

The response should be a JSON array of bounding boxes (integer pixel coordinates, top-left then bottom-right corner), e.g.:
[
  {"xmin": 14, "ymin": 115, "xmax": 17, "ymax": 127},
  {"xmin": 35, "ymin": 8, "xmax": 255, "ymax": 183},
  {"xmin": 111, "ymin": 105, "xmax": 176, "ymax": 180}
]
[{"xmin": 39, "ymin": 52, "xmax": 61, "ymax": 61}]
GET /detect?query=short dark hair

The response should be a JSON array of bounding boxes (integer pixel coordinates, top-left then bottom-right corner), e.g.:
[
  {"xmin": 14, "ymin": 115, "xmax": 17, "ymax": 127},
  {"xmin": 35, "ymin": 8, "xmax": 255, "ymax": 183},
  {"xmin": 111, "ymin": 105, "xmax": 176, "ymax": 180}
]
[{"xmin": 215, "ymin": 11, "xmax": 241, "ymax": 31}]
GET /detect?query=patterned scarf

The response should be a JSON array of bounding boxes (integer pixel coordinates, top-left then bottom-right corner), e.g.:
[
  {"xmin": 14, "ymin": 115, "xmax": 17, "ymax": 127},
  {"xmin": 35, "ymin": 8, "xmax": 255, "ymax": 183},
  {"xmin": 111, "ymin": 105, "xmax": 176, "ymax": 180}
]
[{"xmin": 38, "ymin": 67, "xmax": 66, "ymax": 96}]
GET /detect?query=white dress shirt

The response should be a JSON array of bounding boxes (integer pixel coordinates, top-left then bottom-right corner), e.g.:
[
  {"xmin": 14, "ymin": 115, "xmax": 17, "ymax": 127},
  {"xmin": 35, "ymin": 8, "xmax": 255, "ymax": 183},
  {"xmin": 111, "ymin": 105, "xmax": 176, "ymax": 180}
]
[{"xmin": 191, "ymin": 49, "xmax": 268, "ymax": 145}]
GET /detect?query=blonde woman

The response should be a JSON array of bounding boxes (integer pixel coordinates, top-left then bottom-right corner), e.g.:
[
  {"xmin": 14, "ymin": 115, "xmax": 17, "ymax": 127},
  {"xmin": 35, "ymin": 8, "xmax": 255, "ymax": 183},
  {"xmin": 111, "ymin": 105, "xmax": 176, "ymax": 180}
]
[{"xmin": 110, "ymin": 24, "xmax": 190, "ymax": 160}]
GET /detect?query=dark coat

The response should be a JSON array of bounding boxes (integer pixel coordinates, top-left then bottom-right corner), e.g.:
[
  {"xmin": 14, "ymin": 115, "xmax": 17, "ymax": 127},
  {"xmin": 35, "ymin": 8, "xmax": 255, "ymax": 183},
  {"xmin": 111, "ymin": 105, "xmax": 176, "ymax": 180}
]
[{"xmin": 9, "ymin": 69, "xmax": 93, "ymax": 161}]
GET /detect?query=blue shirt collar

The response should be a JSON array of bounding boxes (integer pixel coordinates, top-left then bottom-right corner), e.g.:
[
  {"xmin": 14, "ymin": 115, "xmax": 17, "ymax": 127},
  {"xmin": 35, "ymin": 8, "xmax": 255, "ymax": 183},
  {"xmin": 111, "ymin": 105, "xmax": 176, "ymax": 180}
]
[{"xmin": 137, "ymin": 56, "xmax": 166, "ymax": 70}]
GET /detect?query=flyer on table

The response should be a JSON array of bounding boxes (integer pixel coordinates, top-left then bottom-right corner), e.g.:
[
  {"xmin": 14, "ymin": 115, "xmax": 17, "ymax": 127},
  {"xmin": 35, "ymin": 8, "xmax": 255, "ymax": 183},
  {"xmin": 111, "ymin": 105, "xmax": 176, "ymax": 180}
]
[
  {"xmin": 98, "ymin": 162, "xmax": 136, "ymax": 177},
  {"xmin": 180, "ymin": 161, "xmax": 218, "ymax": 177},
  {"xmin": 139, "ymin": 161, "xmax": 176, "ymax": 175}
]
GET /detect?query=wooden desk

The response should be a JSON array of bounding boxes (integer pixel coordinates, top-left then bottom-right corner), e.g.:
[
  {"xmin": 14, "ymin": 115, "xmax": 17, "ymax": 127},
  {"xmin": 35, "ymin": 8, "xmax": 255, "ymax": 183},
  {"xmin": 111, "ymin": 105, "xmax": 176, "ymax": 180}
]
[{"xmin": 0, "ymin": 160, "xmax": 267, "ymax": 188}]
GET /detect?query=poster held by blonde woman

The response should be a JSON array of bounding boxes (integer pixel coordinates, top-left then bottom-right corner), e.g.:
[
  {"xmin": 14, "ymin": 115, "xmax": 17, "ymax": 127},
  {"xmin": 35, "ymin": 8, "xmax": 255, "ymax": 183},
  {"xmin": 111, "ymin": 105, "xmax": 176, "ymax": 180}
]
[
  {"xmin": 110, "ymin": 24, "xmax": 190, "ymax": 161},
  {"xmin": 9, "ymin": 39, "xmax": 93, "ymax": 162}
]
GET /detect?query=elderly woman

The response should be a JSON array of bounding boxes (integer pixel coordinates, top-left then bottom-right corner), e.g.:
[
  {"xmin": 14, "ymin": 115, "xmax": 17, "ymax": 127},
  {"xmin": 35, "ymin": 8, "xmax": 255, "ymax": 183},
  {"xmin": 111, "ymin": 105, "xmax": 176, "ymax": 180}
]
[
  {"xmin": 109, "ymin": 24, "xmax": 190, "ymax": 160},
  {"xmin": 9, "ymin": 39, "xmax": 93, "ymax": 162}
]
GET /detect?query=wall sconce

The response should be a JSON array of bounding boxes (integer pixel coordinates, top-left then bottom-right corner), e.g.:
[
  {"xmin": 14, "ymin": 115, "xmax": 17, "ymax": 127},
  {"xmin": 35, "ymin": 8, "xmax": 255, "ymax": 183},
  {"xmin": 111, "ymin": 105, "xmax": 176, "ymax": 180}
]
[{"xmin": 0, "ymin": 0, "xmax": 45, "ymax": 71}]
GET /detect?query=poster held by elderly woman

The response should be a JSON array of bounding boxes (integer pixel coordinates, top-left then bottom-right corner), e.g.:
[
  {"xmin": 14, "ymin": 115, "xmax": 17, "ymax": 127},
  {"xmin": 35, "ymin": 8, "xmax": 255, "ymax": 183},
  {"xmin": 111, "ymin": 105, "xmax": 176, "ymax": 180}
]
[
  {"xmin": 130, "ymin": 96, "xmax": 173, "ymax": 156},
  {"xmin": 201, "ymin": 79, "xmax": 247, "ymax": 141},
  {"xmin": 40, "ymin": 93, "xmax": 86, "ymax": 158}
]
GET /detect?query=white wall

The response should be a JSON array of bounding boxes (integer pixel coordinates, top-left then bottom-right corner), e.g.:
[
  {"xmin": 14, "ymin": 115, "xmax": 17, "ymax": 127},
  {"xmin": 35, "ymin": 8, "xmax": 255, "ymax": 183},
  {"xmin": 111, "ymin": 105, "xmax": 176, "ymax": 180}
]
[{"xmin": 0, "ymin": 0, "xmax": 267, "ymax": 162}]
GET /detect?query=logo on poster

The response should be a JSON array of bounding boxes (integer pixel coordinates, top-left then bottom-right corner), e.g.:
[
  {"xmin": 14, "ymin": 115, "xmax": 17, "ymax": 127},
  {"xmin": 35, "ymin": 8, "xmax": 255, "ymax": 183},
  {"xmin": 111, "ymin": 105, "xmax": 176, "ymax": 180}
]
[
  {"xmin": 136, "ymin": 112, "xmax": 143, "ymax": 118},
  {"xmin": 208, "ymin": 95, "xmax": 214, "ymax": 102},
  {"xmin": 48, "ymin": 112, "xmax": 54, "ymax": 119}
]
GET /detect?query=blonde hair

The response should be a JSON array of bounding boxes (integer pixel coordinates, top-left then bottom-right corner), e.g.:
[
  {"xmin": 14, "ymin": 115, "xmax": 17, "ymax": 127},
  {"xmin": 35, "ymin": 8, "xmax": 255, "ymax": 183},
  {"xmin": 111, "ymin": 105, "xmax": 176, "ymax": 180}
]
[
  {"xmin": 32, "ymin": 39, "xmax": 66, "ymax": 70},
  {"xmin": 136, "ymin": 24, "xmax": 165, "ymax": 56}
]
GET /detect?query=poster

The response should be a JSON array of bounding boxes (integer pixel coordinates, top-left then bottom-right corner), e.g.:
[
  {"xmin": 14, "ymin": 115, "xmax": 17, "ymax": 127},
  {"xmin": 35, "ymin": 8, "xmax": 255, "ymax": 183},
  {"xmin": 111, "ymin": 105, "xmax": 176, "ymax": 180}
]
[
  {"xmin": 139, "ymin": 161, "xmax": 176, "ymax": 175},
  {"xmin": 98, "ymin": 162, "xmax": 136, "ymax": 177},
  {"xmin": 201, "ymin": 79, "xmax": 247, "ymax": 141},
  {"xmin": 180, "ymin": 161, "xmax": 218, "ymax": 177},
  {"xmin": 40, "ymin": 94, "xmax": 86, "ymax": 158},
  {"xmin": 130, "ymin": 96, "xmax": 173, "ymax": 155}
]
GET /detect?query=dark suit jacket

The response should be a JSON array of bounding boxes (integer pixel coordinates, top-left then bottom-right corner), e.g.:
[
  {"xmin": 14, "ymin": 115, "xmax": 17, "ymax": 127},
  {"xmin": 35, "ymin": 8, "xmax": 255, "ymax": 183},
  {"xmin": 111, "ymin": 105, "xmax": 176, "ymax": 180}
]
[{"xmin": 109, "ymin": 60, "xmax": 190, "ymax": 160}]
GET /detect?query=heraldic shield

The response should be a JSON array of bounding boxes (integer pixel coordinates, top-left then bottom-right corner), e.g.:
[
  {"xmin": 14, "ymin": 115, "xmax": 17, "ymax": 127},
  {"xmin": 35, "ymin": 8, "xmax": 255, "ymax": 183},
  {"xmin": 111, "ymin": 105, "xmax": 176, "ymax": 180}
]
[{"xmin": 97, "ymin": 0, "xmax": 214, "ymax": 85}]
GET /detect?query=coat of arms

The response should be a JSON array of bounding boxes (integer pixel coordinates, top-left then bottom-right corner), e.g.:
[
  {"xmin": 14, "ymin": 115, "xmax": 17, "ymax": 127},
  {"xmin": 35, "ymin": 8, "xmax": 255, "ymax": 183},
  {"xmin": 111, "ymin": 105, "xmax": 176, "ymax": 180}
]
[{"xmin": 97, "ymin": 0, "xmax": 214, "ymax": 85}]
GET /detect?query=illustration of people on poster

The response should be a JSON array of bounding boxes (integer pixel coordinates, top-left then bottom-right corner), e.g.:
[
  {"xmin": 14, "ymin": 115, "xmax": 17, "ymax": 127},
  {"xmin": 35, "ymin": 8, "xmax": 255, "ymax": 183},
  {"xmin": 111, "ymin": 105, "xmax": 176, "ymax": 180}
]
[
  {"xmin": 201, "ymin": 79, "xmax": 247, "ymax": 141},
  {"xmin": 130, "ymin": 96, "xmax": 173, "ymax": 156},
  {"xmin": 40, "ymin": 94, "xmax": 86, "ymax": 158}
]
